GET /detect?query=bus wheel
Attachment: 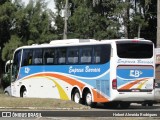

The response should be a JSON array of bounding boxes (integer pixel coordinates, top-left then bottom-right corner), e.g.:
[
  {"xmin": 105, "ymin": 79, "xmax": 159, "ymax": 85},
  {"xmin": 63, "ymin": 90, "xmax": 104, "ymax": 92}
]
[
  {"xmin": 120, "ymin": 102, "xmax": 130, "ymax": 109},
  {"xmin": 20, "ymin": 87, "xmax": 27, "ymax": 98},
  {"xmin": 72, "ymin": 89, "xmax": 81, "ymax": 104},
  {"xmin": 4, "ymin": 92, "xmax": 9, "ymax": 96},
  {"xmin": 84, "ymin": 91, "xmax": 97, "ymax": 108}
]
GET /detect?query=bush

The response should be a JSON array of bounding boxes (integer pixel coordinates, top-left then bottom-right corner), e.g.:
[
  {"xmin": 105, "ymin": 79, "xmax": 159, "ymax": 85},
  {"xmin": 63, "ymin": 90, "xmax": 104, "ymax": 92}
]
[
  {"xmin": 0, "ymin": 88, "xmax": 4, "ymax": 94},
  {"xmin": 1, "ymin": 72, "xmax": 11, "ymax": 89}
]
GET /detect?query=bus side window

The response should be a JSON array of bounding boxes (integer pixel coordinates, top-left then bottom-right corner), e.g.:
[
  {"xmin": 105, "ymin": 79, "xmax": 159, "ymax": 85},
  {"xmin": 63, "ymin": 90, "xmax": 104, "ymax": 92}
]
[
  {"xmin": 58, "ymin": 48, "xmax": 66, "ymax": 64},
  {"xmin": 28, "ymin": 54, "xmax": 32, "ymax": 65},
  {"xmin": 101, "ymin": 45, "xmax": 111, "ymax": 64},
  {"xmin": 94, "ymin": 46, "xmax": 101, "ymax": 63},
  {"xmin": 67, "ymin": 48, "xmax": 79, "ymax": 64},
  {"xmin": 22, "ymin": 50, "xmax": 33, "ymax": 66},
  {"xmin": 80, "ymin": 47, "xmax": 92, "ymax": 63},
  {"xmin": 33, "ymin": 49, "xmax": 42, "ymax": 65},
  {"xmin": 44, "ymin": 48, "xmax": 55, "ymax": 65}
]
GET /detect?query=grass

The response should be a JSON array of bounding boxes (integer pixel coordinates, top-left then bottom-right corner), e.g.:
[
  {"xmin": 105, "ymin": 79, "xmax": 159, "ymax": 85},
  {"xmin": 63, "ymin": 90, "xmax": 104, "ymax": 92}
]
[
  {"xmin": 0, "ymin": 88, "xmax": 4, "ymax": 94},
  {"xmin": 0, "ymin": 91, "xmax": 90, "ymax": 110}
]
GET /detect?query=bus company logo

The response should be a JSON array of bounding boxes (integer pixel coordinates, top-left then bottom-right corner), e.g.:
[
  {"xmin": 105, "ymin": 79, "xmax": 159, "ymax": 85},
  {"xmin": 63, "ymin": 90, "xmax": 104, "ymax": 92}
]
[
  {"xmin": 130, "ymin": 70, "xmax": 142, "ymax": 78},
  {"xmin": 25, "ymin": 67, "xmax": 30, "ymax": 74},
  {"xmin": 69, "ymin": 66, "xmax": 101, "ymax": 74}
]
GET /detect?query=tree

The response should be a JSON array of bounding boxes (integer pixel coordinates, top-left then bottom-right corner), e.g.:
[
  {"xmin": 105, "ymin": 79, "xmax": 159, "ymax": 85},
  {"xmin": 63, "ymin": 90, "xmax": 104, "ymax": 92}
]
[
  {"xmin": 0, "ymin": 1, "xmax": 16, "ymax": 48},
  {"xmin": 117, "ymin": 0, "xmax": 153, "ymax": 39},
  {"xmin": 0, "ymin": 0, "xmax": 17, "ymax": 77},
  {"xmin": 2, "ymin": 35, "xmax": 22, "ymax": 61},
  {"xmin": 1, "ymin": 0, "xmax": 58, "ymax": 62},
  {"xmin": 54, "ymin": 0, "xmax": 124, "ymax": 39},
  {"xmin": 141, "ymin": 0, "xmax": 157, "ymax": 44},
  {"xmin": 12, "ymin": 0, "xmax": 56, "ymax": 44}
]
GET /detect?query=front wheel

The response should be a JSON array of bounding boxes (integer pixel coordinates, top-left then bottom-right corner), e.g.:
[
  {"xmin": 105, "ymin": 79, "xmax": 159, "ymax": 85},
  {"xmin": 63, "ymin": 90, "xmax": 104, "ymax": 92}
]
[
  {"xmin": 4, "ymin": 92, "xmax": 9, "ymax": 96},
  {"xmin": 84, "ymin": 91, "xmax": 97, "ymax": 108},
  {"xmin": 20, "ymin": 88, "xmax": 27, "ymax": 98}
]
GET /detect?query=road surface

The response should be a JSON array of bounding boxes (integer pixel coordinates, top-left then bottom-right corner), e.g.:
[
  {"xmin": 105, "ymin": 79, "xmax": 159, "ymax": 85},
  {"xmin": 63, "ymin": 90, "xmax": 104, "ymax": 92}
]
[{"xmin": 0, "ymin": 103, "xmax": 160, "ymax": 120}]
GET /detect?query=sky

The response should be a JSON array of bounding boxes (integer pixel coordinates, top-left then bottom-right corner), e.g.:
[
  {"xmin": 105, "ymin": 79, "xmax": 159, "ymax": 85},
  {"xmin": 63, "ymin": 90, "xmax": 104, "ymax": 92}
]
[{"xmin": 21, "ymin": 0, "xmax": 56, "ymax": 12}]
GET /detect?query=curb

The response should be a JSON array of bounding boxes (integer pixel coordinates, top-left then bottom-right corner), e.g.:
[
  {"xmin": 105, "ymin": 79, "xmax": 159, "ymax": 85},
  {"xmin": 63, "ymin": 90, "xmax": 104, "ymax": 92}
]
[{"xmin": 0, "ymin": 107, "xmax": 91, "ymax": 110}]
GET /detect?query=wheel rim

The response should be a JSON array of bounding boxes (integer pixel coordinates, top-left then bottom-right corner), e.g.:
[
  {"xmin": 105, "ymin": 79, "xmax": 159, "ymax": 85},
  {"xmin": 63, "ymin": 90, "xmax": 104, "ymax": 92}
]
[
  {"xmin": 74, "ymin": 92, "xmax": 80, "ymax": 103},
  {"xmin": 23, "ymin": 91, "xmax": 27, "ymax": 98},
  {"xmin": 5, "ymin": 92, "xmax": 9, "ymax": 96},
  {"xmin": 86, "ymin": 93, "xmax": 92, "ymax": 105}
]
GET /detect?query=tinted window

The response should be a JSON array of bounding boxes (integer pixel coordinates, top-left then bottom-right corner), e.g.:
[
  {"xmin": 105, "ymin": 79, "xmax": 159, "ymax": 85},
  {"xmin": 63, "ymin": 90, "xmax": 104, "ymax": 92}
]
[
  {"xmin": 95, "ymin": 45, "xmax": 111, "ymax": 64},
  {"xmin": 68, "ymin": 48, "xmax": 79, "ymax": 64},
  {"xmin": 57, "ymin": 48, "xmax": 66, "ymax": 64},
  {"xmin": 33, "ymin": 49, "xmax": 43, "ymax": 65},
  {"xmin": 79, "ymin": 45, "xmax": 111, "ymax": 64},
  {"xmin": 13, "ymin": 50, "xmax": 22, "ymax": 68},
  {"xmin": 80, "ymin": 47, "xmax": 92, "ymax": 63},
  {"xmin": 93, "ymin": 46, "xmax": 101, "ymax": 63},
  {"xmin": 44, "ymin": 48, "xmax": 55, "ymax": 64},
  {"xmin": 21, "ymin": 44, "xmax": 111, "ymax": 66},
  {"xmin": 12, "ymin": 50, "xmax": 22, "ymax": 80},
  {"xmin": 117, "ymin": 42, "xmax": 153, "ymax": 58},
  {"xmin": 22, "ymin": 49, "xmax": 33, "ymax": 66}
]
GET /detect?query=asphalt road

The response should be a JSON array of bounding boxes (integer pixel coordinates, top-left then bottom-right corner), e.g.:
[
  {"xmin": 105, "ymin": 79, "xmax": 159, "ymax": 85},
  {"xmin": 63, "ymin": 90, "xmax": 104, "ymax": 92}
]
[{"xmin": 0, "ymin": 103, "xmax": 160, "ymax": 120}]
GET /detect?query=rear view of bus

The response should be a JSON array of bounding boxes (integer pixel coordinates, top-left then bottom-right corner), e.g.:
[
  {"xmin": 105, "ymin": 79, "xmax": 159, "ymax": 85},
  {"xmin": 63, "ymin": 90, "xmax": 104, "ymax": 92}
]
[{"xmin": 112, "ymin": 39, "xmax": 155, "ymax": 107}]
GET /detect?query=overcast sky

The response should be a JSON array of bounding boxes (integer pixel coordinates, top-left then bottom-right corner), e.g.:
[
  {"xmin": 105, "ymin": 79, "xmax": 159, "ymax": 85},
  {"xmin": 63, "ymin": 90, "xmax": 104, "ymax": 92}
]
[{"xmin": 21, "ymin": 0, "xmax": 56, "ymax": 12}]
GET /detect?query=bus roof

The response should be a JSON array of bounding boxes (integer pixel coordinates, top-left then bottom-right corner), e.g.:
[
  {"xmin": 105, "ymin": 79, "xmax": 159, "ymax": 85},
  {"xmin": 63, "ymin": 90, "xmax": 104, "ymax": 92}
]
[{"xmin": 14, "ymin": 38, "xmax": 153, "ymax": 51}]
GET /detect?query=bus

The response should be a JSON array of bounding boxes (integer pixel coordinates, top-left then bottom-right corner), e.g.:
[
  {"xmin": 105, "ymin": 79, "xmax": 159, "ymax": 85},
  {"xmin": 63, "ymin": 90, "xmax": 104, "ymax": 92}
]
[{"xmin": 10, "ymin": 38, "xmax": 155, "ymax": 108}]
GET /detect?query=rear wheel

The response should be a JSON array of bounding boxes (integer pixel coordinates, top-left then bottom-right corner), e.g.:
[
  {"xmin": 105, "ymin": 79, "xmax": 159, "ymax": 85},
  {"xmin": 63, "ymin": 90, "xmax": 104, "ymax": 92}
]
[
  {"xmin": 72, "ymin": 89, "xmax": 81, "ymax": 103},
  {"xmin": 84, "ymin": 91, "xmax": 97, "ymax": 108}
]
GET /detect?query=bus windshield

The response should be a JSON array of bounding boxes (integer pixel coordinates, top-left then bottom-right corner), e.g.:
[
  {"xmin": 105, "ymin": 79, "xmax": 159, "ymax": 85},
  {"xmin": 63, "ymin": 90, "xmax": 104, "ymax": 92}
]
[{"xmin": 116, "ymin": 42, "xmax": 153, "ymax": 59}]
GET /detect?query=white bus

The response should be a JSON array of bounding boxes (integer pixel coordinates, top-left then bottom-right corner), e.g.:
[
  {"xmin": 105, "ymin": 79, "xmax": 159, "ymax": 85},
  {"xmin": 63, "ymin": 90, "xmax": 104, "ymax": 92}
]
[{"xmin": 11, "ymin": 38, "xmax": 155, "ymax": 108}]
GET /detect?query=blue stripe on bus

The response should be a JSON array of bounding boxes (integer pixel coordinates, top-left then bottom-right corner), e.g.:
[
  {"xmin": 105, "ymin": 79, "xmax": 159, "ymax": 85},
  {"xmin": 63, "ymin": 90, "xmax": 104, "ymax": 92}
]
[{"xmin": 18, "ymin": 63, "xmax": 111, "ymax": 97}]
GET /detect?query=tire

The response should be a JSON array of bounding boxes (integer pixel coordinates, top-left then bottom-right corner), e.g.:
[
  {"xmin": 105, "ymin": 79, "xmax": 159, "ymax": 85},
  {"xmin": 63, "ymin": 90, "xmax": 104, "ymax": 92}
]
[
  {"xmin": 72, "ymin": 89, "xmax": 81, "ymax": 104},
  {"xmin": 20, "ymin": 88, "xmax": 27, "ymax": 98},
  {"xmin": 4, "ymin": 92, "xmax": 9, "ymax": 96},
  {"xmin": 84, "ymin": 91, "xmax": 97, "ymax": 108},
  {"xmin": 120, "ymin": 102, "xmax": 130, "ymax": 109}
]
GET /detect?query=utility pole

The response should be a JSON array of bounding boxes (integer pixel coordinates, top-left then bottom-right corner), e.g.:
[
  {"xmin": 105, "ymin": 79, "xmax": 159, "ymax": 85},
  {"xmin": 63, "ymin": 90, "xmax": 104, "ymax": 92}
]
[
  {"xmin": 138, "ymin": 25, "xmax": 141, "ymax": 38},
  {"xmin": 157, "ymin": 0, "xmax": 160, "ymax": 47},
  {"xmin": 63, "ymin": 0, "xmax": 68, "ymax": 39}
]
